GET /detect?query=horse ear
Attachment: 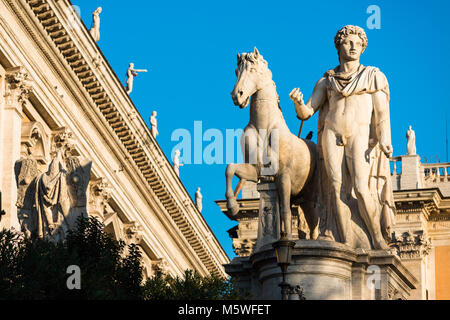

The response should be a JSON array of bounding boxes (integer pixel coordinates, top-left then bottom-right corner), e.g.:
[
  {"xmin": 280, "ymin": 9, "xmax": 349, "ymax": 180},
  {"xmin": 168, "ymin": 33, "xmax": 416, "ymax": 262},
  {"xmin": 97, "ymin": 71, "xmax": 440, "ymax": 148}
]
[
  {"xmin": 237, "ymin": 53, "xmax": 240, "ymax": 62},
  {"xmin": 254, "ymin": 47, "xmax": 260, "ymax": 58}
]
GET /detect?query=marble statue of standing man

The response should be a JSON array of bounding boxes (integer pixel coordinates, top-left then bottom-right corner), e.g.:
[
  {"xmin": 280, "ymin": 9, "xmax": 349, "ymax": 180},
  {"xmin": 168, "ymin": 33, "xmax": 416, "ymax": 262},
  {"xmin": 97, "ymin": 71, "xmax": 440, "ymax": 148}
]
[
  {"xmin": 195, "ymin": 187, "xmax": 203, "ymax": 212},
  {"xmin": 406, "ymin": 125, "xmax": 416, "ymax": 155},
  {"xmin": 150, "ymin": 111, "xmax": 159, "ymax": 138},
  {"xmin": 89, "ymin": 7, "xmax": 102, "ymax": 42},
  {"xmin": 172, "ymin": 150, "xmax": 183, "ymax": 176},
  {"xmin": 126, "ymin": 63, "xmax": 148, "ymax": 95},
  {"xmin": 290, "ymin": 25, "xmax": 395, "ymax": 250}
]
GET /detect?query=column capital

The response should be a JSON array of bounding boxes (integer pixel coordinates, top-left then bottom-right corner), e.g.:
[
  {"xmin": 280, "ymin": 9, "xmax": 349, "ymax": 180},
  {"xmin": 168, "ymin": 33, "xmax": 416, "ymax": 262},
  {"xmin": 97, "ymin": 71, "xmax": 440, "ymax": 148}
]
[{"xmin": 5, "ymin": 66, "xmax": 33, "ymax": 109}]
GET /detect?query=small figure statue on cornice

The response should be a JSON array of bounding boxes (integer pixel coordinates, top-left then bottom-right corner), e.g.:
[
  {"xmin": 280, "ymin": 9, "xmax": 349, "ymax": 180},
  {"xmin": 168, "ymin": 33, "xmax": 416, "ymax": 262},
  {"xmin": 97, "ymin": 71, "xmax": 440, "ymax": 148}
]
[
  {"xmin": 195, "ymin": 187, "xmax": 203, "ymax": 212},
  {"xmin": 406, "ymin": 125, "xmax": 416, "ymax": 156},
  {"xmin": 125, "ymin": 63, "xmax": 148, "ymax": 95},
  {"xmin": 150, "ymin": 111, "xmax": 159, "ymax": 139},
  {"xmin": 172, "ymin": 150, "xmax": 183, "ymax": 176},
  {"xmin": 89, "ymin": 7, "xmax": 102, "ymax": 42}
]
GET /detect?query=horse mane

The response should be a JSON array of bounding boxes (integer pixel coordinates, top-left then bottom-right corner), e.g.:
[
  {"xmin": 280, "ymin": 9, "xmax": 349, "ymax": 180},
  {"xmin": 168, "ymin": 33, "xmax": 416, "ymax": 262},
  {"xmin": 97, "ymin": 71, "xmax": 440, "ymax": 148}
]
[
  {"xmin": 238, "ymin": 51, "xmax": 282, "ymax": 111},
  {"xmin": 238, "ymin": 52, "xmax": 268, "ymax": 67}
]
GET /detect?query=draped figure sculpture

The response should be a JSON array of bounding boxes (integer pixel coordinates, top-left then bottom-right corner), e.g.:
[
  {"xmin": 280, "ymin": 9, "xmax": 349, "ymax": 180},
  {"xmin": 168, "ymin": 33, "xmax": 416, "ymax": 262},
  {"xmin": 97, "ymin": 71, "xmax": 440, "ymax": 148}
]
[
  {"xmin": 150, "ymin": 111, "xmax": 159, "ymax": 139},
  {"xmin": 290, "ymin": 25, "xmax": 395, "ymax": 250},
  {"xmin": 406, "ymin": 126, "xmax": 416, "ymax": 155},
  {"xmin": 15, "ymin": 148, "xmax": 92, "ymax": 241},
  {"xmin": 89, "ymin": 7, "xmax": 102, "ymax": 42}
]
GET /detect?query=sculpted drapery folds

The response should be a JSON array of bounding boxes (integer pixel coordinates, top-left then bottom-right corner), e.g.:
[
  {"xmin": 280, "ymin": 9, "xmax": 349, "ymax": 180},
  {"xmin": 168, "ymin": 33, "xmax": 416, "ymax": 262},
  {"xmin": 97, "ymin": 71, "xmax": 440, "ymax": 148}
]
[
  {"xmin": 290, "ymin": 25, "xmax": 395, "ymax": 249},
  {"xmin": 15, "ymin": 130, "xmax": 92, "ymax": 241}
]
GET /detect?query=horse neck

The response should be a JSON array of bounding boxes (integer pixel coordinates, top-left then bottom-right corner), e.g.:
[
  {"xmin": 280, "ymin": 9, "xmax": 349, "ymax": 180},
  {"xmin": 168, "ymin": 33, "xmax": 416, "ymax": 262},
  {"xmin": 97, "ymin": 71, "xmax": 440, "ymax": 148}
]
[
  {"xmin": 250, "ymin": 81, "xmax": 287, "ymax": 130},
  {"xmin": 253, "ymin": 80, "xmax": 278, "ymax": 102}
]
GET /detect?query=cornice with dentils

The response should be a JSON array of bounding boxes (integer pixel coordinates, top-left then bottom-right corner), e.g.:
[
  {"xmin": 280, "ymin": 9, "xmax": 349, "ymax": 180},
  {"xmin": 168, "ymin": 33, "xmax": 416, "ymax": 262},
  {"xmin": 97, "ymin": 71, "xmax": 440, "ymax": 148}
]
[{"xmin": 15, "ymin": 0, "xmax": 229, "ymax": 276}]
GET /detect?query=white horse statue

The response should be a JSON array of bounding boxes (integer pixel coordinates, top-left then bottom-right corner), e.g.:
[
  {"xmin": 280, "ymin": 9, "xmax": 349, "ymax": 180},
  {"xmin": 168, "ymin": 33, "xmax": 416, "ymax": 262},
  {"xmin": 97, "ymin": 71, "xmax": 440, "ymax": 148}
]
[{"xmin": 226, "ymin": 47, "xmax": 319, "ymax": 240}]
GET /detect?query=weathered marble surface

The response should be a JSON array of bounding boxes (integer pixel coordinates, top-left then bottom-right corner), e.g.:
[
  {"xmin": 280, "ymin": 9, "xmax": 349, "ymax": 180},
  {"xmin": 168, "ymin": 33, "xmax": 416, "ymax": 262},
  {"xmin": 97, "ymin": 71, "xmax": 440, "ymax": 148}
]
[
  {"xmin": 289, "ymin": 25, "xmax": 395, "ymax": 250},
  {"xmin": 15, "ymin": 129, "xmax": 92, "ymax": 241},
  {"xmin": 226, "ymin": 47, "xmax": 319, "ymax": 242},
  {"xmin": 226, "ymin": 240, "xmax": 417, "ymax": 300}
]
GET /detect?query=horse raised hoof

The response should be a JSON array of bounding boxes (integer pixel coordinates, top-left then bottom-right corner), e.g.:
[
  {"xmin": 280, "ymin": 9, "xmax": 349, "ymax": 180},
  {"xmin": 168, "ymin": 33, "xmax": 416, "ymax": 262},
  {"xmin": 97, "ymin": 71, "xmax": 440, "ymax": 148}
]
[{"xmin": 226, "ymin": 198, "xmax": 240, "ymax": 217}]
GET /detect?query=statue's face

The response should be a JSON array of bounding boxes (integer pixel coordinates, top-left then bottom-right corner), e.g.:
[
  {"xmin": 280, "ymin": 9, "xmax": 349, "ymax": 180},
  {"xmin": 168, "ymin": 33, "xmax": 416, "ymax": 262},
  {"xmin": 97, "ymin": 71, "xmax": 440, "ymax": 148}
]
[{"xmin": 338, "ymin": 34, "xmax": 364, "ymax": 62}]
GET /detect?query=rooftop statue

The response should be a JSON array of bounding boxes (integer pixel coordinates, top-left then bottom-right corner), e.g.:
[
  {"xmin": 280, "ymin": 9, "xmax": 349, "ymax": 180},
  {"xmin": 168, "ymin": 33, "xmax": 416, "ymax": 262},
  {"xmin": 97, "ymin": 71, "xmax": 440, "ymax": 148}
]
[
  {"xmin": 126, "ymin": 63, "xmax": 148, "ymax": 95},
  {"xmin": 195, "ymin": 187, "xmax": 203, "ymax": 213},
  {"xmin": 89, "ymin": 7, "xmax": 102, "ymax": 42},
  {"xmin": 406, "ymin": 125, "xmax": 416, "ymax": 155},
  {"xmin": 150, "ymin": 111, "xmax": 159, "ymax": 139},
  {"xmin": 172, "ymin": 149, "xmax": 183, "ymax": 177}
]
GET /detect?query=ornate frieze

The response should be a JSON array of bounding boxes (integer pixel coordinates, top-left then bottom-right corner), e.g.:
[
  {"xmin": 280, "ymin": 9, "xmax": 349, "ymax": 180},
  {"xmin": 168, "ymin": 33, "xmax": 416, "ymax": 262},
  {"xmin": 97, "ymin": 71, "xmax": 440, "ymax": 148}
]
[
  {"xmin": 51, "ymin": 127, "xmax": 77, "ymax": 157},
  {"xmin": 88, "ymin": 178, "xmax": 111, "ymax": 219},
  {"xmin": 123, "ymin": 221, "xmax": 144, "ymax": 245},
  {"xmin": 5, "ymin": 67, "xmax": 32, "ymax": 108},
  {"xmin": 391, "ymin": 230, "xmax": 431, "ymax": 259},
  {"xmin": 152, "ymin": 258, "xmax": 169, "ymax": 274},
  {"xmin": 233, "ymin": 238, "xmax": 256, "ymax": 257}
]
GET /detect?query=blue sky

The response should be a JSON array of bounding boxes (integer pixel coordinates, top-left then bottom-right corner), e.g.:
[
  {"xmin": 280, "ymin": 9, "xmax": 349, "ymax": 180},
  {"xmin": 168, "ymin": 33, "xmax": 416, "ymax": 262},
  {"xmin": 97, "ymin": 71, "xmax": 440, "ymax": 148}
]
[{"xmin": 73, "ymin": 0, "xmax": 450, "ymax": 259}]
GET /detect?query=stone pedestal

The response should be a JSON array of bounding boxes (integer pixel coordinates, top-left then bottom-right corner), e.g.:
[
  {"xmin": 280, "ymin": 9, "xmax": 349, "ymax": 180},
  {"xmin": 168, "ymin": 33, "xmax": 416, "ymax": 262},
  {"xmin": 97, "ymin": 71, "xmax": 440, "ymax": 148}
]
[
  {"xmin": 225, "ymin": 240, "xmax": 418, "ymax": 300},
  {"xmin": 254, "ymin": 182, "xmax": 280, "ymax": 251},
  {"xmin": 400, "ymin": 155, "xmax": 423, "ymax": 190}
]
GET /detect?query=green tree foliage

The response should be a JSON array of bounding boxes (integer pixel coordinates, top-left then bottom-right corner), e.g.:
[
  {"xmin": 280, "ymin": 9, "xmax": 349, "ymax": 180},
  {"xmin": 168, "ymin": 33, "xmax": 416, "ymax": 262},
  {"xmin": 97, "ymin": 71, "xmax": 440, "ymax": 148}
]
[
  {"xmin": 142, "ymin": 270, "xmax": 242, "ymax": 300},
  {"xmin": 0, "ymin": 217, "xmax": 143, "ymax": 300},
  {"xmin": 0, "ymin": 217, "xmax": 242, "ymax": 300}
]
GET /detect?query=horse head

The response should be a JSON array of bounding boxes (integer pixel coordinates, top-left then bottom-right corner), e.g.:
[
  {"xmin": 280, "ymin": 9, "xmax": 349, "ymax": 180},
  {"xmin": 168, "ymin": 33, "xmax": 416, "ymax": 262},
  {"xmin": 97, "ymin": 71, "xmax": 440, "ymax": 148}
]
[{"xmin": 231, "ymin": 47, "xmax": 273, "ymax": 109}]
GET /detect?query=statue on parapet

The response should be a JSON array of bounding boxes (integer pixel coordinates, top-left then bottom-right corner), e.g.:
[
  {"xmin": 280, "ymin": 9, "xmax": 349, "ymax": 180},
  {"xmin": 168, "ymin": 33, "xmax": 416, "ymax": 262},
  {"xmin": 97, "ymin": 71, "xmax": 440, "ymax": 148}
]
[
  {"xmin": 150, "ymin": 111, "xmax": 159, "ymax": 139},
  {"xmin": 126, "ymin": 63, "xmax": 148, "ymax": 94},
  {"xmin": 172, "ymin": 150, "xmax": 183, "ymax": 177},
  {"xmin": 406, "ymin": 125, "xmax": 416, "ymax": 155},
  {"xmin": 89, "ymin": 7, "xmax": 102, "ymax": 42},
  {"xmin": 195, "ymin": 187, "xmax": 203, "ymax": 212}
]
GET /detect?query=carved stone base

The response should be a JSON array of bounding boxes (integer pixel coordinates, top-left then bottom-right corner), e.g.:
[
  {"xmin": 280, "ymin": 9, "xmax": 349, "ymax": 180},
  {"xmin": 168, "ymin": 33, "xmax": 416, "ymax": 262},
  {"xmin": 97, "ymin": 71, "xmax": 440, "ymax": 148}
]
[{"xmin": 225, "ymin": 240, "xmax": 418, "ymax": 300}]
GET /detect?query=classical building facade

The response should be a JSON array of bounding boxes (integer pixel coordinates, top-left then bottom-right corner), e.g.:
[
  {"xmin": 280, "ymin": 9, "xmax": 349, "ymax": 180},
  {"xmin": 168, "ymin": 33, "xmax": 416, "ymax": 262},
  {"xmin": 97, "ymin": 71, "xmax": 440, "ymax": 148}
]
[
  {"xmin": 0, "ymin": 0, "xmax": 229, "ymax": 278},
  {"xmin": 217, "ymin": 151, "xmax": 450, "ymax": 300}
]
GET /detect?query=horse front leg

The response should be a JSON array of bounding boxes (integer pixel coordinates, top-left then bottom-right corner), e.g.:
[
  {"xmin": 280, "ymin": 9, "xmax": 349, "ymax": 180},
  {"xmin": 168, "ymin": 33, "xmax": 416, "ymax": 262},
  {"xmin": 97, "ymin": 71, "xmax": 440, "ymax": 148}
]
[
  {"xmin": 225, "ymin": 163, "xmax": 258, "ymax": 217},
  {"xmin": 276, "ymin": 173, "xmax": 292, "ymax": 239}
]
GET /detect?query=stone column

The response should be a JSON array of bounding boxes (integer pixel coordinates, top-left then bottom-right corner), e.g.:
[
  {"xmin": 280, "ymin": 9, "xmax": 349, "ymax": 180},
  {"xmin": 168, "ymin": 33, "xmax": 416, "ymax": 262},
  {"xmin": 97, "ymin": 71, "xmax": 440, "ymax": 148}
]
[
  {"xmin": 400, "ymin": 155, "xmax": 423, "ymax": 190},
  {"xmin": 0, "ymin": 67, "xmax": 32, "ymax": 231}
]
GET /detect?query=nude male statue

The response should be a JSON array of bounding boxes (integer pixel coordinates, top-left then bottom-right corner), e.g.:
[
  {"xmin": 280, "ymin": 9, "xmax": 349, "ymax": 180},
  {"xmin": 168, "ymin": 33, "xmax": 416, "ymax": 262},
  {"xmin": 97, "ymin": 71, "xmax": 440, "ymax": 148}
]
[{"xmin": 290, "ymin": 25, "xmax": 394, "ymax": 250}]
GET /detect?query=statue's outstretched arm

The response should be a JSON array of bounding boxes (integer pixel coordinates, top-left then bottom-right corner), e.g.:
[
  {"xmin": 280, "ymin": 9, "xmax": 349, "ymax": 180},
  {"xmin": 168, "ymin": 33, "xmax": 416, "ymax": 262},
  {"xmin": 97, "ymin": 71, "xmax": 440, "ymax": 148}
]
[{"xmin": 290, "ymin": 77, "xmax": 327, "ymax": 121}]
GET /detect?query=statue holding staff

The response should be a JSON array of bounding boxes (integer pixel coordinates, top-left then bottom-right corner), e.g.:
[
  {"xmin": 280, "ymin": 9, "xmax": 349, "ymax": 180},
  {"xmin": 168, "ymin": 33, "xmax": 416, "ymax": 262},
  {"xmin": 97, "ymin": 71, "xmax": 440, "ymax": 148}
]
[{"xmin": 290, "ymin": 25, "xmax": 395, "ymax": 249}]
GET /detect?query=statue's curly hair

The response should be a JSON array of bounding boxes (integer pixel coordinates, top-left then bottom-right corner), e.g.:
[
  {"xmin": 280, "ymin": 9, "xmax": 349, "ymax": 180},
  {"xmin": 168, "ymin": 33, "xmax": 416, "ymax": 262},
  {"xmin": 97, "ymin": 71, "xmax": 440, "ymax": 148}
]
[{"xmin": 334, "ymin": 25, "xmax": 368, "ymax": 52}]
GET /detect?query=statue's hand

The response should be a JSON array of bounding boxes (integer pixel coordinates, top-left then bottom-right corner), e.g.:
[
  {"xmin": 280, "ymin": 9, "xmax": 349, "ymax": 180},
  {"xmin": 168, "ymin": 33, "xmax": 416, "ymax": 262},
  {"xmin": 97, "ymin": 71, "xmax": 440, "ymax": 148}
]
[
  {"xmin": 380, "ymin": 143, "xmax": 393, "ymax": 158},
  {"xmin": 289, "ymin": 88, "xmax": 305, "ymax": 106}
]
